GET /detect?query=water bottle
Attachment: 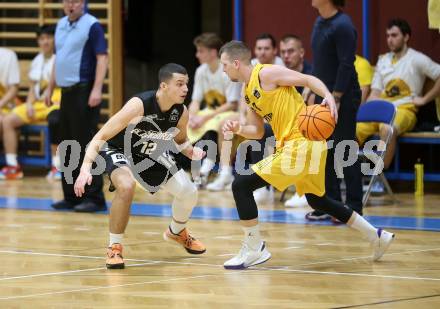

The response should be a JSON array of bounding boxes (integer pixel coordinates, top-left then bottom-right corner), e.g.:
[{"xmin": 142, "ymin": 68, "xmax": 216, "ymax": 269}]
[{"xmin": 414, "ymin": 159, "xmax": 424, "ymax": 196}]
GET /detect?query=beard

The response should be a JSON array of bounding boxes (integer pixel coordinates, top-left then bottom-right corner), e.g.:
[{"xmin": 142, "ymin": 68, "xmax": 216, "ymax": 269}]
[
  {"xmin": 389, "ymin": 40, "xmax": 405, "ymax": 53},
  {"xmin": 392, "ymin": 45, "xmax": 404, "ymax": 53}
]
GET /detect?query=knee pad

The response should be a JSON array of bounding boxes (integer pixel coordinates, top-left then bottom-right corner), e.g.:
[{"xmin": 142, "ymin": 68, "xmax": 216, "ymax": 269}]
[{"xmin": 175, "ymin": 180, "xmax": 198, "ymax": 208}]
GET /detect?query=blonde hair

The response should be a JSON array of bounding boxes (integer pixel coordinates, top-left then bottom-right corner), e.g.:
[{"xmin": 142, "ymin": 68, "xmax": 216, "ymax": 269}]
[{"xmin": 219, "ymin": 40, "xmax": 251, "ymax": 64}]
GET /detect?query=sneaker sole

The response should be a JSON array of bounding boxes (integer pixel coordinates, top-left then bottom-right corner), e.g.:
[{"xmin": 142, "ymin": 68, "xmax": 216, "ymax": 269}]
[
  {"xmin": 106, "ymin": 263, "xmax": 125, "ymax": 269},
  {"xmin": 373, "ymin": 233, "xmax": 395, "ymax": 261},
  {"xmin": 224, "ymin": 250, "xmax": 272, "ymax": 270},
  {"xmin": 163, "ymin": 232, "xmax": 206, "ymax": 255},
  {"xmin": 305, "ymin": 216, "xmax": 332, "ymax": 221}
]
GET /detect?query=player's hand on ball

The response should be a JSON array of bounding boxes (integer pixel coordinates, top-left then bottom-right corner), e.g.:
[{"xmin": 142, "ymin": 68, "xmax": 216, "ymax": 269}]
[
  {"xmin": 322, "ymin": 94, "xmax": 338, "ymax": 123},
  {"xmin": 74, "ymin": 169, "xmax": 93, "ymax": 197}
]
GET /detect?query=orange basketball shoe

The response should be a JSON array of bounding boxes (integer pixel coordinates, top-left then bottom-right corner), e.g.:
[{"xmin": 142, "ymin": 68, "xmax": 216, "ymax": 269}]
[
  {"xmin": 163, "ymin": 227, "xmax": 206, "ymax": 254},
  {"xmin": 106, "ymin": 243, "xmax": 125, "ymax": 269},
  {"xmin": 0, "ymin": 165, "xmax": 23, "ymax": 180}
]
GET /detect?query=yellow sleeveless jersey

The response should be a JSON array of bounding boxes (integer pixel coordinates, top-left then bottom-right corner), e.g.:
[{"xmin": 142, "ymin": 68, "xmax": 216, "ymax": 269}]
[
  {"xmin": 244, "ymin": 63, "xmax": 305, "ymax": 146},
  {"xmin": 245, "ymin": 63, "xmax": 327, "ymax": 196}
]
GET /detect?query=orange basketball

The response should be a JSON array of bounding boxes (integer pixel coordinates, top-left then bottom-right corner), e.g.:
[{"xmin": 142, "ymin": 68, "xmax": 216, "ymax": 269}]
[{"xmin": 297, "ymin": 105, "xmax": 335, "ymax": 141}]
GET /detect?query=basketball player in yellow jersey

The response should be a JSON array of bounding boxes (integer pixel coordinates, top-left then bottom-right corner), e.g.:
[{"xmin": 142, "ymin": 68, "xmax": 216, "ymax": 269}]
[{"xmin": 219, "ymin": 41, "xmax": 395, "ymax": 269}]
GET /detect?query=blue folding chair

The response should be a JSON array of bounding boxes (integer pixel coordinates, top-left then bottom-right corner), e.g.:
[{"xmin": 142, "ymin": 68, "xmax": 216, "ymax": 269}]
[{"xmin": 356, "ymin": 100, "xmax": 397, "ymax": 206}]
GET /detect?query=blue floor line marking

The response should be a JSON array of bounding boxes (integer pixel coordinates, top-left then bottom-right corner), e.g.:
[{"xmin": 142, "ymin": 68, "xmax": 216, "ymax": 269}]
[{"xmin": 1, "ymin": 196, "xmax": 440, "ymax": 232}]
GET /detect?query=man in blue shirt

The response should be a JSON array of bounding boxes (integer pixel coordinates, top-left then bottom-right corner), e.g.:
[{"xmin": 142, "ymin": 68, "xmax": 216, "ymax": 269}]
[
  {"xmin": 46, "ymin": 0, "xmax": 108, "ymax": 212},
  {"xmin": 305, "ymin": 0, "xmax": 363, "ymax": 221}
]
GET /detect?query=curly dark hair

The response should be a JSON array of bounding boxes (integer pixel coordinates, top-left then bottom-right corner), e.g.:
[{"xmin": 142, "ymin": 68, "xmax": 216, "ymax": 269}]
[{"xmin": 387, "ymin": 18, "xmax": 412, "ymax": 37}]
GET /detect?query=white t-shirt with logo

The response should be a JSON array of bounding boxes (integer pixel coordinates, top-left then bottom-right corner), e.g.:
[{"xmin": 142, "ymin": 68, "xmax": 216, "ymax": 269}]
[
  {"xmin": 192, "ymin": 63, "xmax": 241, "ymax": 109},
  {"xmin": 28, "ymin": 53, "xmax": 55, "ymax": 100},
  {"xmin": 372, "ymin": 48, "xmax": 440, "ymax": 107},
  {"xmin": 0, "ymin": 48, "xmax": 20, "ymax": 92}
]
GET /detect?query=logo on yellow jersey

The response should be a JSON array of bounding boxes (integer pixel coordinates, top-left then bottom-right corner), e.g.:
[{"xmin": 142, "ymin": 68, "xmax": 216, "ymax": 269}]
[
  {"xmin": 263, "ymin": 113, "xmax": 273, "ymax": 122},
  {"xmin": 251, "ymin": 102, "xmax": 262, "ymax": 112}
]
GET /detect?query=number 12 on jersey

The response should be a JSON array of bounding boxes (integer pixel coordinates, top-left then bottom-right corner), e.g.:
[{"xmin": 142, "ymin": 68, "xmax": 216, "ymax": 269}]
[{"xmin": 140, "ymin": 141, "xmax": 157, "ymax": 155}]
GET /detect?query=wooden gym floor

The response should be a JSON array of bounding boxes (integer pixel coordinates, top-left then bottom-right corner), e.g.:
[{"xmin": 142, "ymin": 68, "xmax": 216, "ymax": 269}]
[{"xmin": 0, "ymin": 176, "xmax": 440, "ymax": 308}]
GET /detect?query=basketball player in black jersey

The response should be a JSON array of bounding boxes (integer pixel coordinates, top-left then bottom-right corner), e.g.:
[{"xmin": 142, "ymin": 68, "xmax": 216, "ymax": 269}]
[{"xmin": 74, "ymin": 63, "xmax": 206, "ymax": 269}]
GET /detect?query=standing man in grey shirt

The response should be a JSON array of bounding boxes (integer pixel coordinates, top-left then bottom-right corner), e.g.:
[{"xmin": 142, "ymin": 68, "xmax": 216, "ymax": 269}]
[{"xmin": 46, "ymin": 0, "xmax": 108, "ymax": 212}]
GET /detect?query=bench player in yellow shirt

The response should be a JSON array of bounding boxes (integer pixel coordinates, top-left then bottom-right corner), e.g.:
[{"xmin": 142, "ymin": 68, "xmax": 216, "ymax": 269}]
[{"xmin": 219, "ymin": 41, "xmax": 395, "ymax": 269}]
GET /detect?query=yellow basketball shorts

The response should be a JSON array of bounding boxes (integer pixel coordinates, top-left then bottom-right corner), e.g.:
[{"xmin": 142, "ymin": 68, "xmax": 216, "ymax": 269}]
[
  {"xmin": 11, "ymin": 88, "xmax": 61, "ymax": 124},
  {"xmin": 356, "ymin": 103, "xmax": 417, "ymax": 145},
  {"xmin": 252, "ymin": 138, "xmax": 327, "ymax": 197},
  {"xmin": 12, "ymin": 101, "xmax": 59, "ymax": 124}
]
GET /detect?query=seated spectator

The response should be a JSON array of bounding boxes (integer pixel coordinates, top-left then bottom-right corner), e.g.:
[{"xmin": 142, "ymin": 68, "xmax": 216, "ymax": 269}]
[
  {"xmin": 413, "ymin": 79, "xmax": 440, "ymax": 131},
  {"xmin": 354, "ymin": 54, "xmax": 374, "ymax": 103},
  {"xmin": 280, "ymin": 34, "xmax": 313, "ymax": 86},
  {"xmin": 0, "ymin": 25, "xmax": 61, "ymax": 180},
  {"xmin": 357, "ymin": 18, "xmax": 440, "ymax": 178},
  {"xmin": 251, "ymin": 33, "xmax": 284, "ymax": 66},
  {"xmin": 187, "ymin": 33, "xmax": 241, "ymax": 191},
  {"xmin": 0, "ymin": 47, "xmax": 20, "ymax": 138}
]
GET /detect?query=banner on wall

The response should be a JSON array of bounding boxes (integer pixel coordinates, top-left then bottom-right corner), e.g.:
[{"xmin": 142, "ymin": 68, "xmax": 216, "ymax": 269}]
[{"xmin": 428, "ymin": 0, "xmax": 440, "ymax": 32}]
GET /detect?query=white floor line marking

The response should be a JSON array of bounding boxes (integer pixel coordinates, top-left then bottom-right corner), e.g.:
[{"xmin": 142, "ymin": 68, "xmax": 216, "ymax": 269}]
[
  {"xmin": 0, "ymin": 267, "xmax": 106, "ymax": 281},
  {"xmin": 142, "ymin": 231, "xmax": 160, "ymax": 235},
  {"xmin": 0, "ymin": 250, "xmax": 221, "ymax": 267},
  {"xmin": 216, "ymin": 253, "xmax": 235, "ymax": 257},
  {"xmin": 286, "ymin": 240, "xmax": 305, "ymax": 244},
  {"xmin": 5, "ymin": 224, "xmax": 23, "ymax": 228},
  {"xmin": 1, "ymin": 247, "xmax": 440, "ymax": 286},
  {"xmin": 0, "ymin": 250, "xmax": 104, "ymax": 260},
  {"xmin": 283, "ymin": 246, "xmax": 302, "ymax": 250},
  {"xmin": 316, "ymin": 243, "xmax": 333, "ymax": 246},
  {"xmin": 1, "ymin": 258, "xmax": 440, "ymax": 301},
  {"xmin": 255, "ymin": 265, "xmax": 440, "ymax": 282},
  {"xmin": 297, "ymin": 247, "xmax": 440, "ymax": 267},
  {"xmin": 0, "ymin": 262, "xmax": 160, "ymax": 282},
  {"xmin": 0, "ymin": 274, "xmax": 226, "ymax": 300},
  {"xmin": 213, "ymin": 236, "xmax": 234, "ymax": 240}
]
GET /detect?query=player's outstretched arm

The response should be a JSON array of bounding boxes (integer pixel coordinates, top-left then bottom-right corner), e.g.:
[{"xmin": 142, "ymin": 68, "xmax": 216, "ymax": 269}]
[
  {"xmin": 261, "ymin": 66, "xmax": 338, "ymax": 122},
  {"xmin": 175, "ymin": 106, "xmax": 206, "ymax": 160},
  {"xmin": 74, "ymin": 97, "xmax": 144, "ymax": 197}
]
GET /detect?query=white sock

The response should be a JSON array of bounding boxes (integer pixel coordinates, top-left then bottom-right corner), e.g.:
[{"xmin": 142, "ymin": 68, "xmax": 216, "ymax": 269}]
[
  {"xmin": 243, "ymin": 225, "xmax": 262, "ymax": 249},
  {"xmin": 349, "ymin": 212, "xmax": 378, "ymax": 243},
  {"xmin": 219, "ymin": 165, "xmax": 232, "ymax": 176},
  {"xmin": 200, "ymin": 158, "xmax": 215, "ymax": 175},
  {"xmin": 52, "ymin": 155, "xmax": 60, "ymax": 170},
  {"xmin": 6, "ymin": 153, "xmax": 18, "ymax": 167},
  {"xmin": 109, "ymin": 233, "xmax": 124, "ymax": 247},
  {"xmin": 170, "ymin": 220, "xmax": 186, "ymax": 234}
]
